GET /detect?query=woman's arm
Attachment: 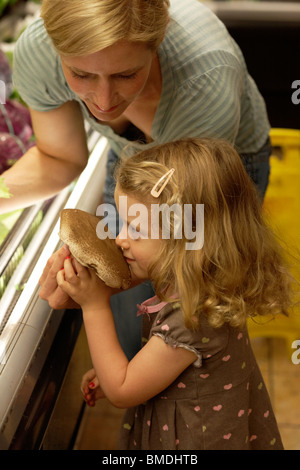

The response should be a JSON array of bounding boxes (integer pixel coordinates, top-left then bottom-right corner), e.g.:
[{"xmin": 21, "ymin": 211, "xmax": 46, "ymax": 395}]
[
  {"xmin": 57, "ymin": 258, "xmax": 197, "ymax": 409},
  {"xmin": 0, "ymin": 100, "xmax": 89, "ymax": 214}
]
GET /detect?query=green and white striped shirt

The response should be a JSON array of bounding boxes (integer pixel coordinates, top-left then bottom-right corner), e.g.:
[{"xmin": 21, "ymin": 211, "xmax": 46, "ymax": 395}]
[{"xmin": 13, "ymin": 0, "xmax": 270, "ymax": 156}]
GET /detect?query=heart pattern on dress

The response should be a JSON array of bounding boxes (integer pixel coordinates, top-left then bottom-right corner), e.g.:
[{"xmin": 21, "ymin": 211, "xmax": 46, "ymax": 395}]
[{"xmin": 213, "ymin": 404, "xmax": 222, "ymax": 411}]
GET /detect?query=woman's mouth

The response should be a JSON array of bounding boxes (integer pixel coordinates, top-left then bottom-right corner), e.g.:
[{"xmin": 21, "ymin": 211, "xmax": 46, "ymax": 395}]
[{"xmin": 93, "ymin": 102, "xmax": 120, "ymax": 114}]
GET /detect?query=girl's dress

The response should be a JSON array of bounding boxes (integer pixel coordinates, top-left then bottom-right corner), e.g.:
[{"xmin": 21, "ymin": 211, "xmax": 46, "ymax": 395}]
[{"xmin": 118, "ymin": 296, "xmax": 283, "ymax": 450}]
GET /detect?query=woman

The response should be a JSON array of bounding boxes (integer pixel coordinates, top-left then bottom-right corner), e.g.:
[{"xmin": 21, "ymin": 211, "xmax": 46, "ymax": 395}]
[{"xmin": 0, "ymin": 0, "xmax": 271, "ymax": 358}]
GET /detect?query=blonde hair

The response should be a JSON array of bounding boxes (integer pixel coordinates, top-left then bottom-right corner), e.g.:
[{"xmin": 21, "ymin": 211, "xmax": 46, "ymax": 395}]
[
  {"xmin": 41, "ymin": 0, "xmax": 170, "ymax": 56},
  {"xmin": 116, "ymin": 138, "xmax": 293, "ymax": 329}
]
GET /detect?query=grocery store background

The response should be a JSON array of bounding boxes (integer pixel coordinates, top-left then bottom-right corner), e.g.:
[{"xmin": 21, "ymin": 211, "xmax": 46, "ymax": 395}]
[{"xmin": 0, "ymin": 0, "xmax": 299, "ymax": 450}]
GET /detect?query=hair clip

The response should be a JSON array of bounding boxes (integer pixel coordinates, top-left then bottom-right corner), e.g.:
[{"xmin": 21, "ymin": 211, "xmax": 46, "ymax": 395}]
[{"xmin": 150, "ymin": 168, "xmax": 175, "ymax": 198}]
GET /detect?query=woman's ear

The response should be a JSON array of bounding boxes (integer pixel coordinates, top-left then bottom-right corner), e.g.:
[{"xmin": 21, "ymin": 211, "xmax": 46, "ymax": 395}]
[{"xmin": 159, "ymin": 15, "xmax": 170, "ymax": 45}]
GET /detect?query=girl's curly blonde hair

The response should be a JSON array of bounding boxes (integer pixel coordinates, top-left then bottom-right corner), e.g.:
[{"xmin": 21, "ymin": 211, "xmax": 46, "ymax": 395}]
[{"xmin": 116, "ymin": 138, "xmax": 293, "ymax": 329}]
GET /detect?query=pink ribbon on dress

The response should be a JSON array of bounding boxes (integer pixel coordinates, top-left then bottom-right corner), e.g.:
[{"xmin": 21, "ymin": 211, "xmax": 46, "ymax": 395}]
[{"xmin": 136, "ymin": 294, "xmax": 178, "ymax": 318}]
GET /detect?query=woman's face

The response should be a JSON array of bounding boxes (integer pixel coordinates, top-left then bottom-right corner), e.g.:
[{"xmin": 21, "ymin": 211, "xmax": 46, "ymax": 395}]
[{"xmin": 60, "ymin": 41, "xmax": 157, "ymax": 122}]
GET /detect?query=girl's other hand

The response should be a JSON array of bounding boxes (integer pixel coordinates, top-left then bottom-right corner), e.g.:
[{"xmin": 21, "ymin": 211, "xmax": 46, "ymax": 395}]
[
  {"xmin": 57, "ymin": 255, "xmax": 114, "ymax": 309},
  {"xmin": 81, "ymin": 368, "xmax": 106, "ymax": 406}
]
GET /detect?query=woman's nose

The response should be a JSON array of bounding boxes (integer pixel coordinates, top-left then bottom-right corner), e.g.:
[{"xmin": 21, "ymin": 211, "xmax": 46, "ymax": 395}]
[{"xmin": 95, "ymin": 78, "xmax": 115, "ymax": 110}]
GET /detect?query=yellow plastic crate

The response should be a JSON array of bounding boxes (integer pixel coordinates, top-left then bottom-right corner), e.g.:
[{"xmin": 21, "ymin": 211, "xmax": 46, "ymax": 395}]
[{"xmin": 247, "ymin": 129, "xmax": 300, "ymax": 354}]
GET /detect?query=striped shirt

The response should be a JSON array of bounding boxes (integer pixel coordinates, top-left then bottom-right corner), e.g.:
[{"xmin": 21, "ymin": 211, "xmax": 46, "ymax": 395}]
[{"xmin": 12, "ymin": 0, "xmax": 270, "ymax": 156}]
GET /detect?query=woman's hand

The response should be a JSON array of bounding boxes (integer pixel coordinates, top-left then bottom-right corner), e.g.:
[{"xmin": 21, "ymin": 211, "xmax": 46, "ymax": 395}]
[
  {"xmin": 81, "ymin": 368, "xmax": 106, "ymax": 406},
  {"xmin": 39, "ymin": 244, "xmax": 81, "ymax": 309},
  {"xmin": 57, "ymin": 255, "xmax": 115, "ymax": 310}
]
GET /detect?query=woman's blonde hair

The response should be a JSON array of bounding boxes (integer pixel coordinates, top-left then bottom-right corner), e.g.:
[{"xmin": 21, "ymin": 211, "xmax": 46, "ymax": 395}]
[
  {"xmin": 116, "ymin": 138, "xmax": 293, "ymax": 329},
  {"xmin": 41, "ymin": 0, "xmax": 170, "ymax": 56}
]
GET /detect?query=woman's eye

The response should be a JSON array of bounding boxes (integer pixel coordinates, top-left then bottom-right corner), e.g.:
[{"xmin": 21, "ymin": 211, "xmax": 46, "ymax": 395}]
[
  {"xmin": 117, "ymin": 72, "xmax": 137, "ymax": 80},
  {"xmin": 71, "ymin": 71, "xmax": 89, "ymax": 80}
]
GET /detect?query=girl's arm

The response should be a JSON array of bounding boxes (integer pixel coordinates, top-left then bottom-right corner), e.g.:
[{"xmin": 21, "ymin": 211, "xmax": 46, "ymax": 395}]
[{"xmin": 57, "ymin": 258, "xmax": 197, "ymax": 409}]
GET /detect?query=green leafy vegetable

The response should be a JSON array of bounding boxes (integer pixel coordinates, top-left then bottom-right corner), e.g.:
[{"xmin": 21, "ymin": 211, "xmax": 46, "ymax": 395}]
[{"xmin": 0, "ymin": 176, "xmax": 12, "ymax": 198}]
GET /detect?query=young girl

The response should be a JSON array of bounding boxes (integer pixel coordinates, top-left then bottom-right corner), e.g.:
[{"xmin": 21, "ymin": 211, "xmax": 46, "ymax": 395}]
[{"xmin": 57, "ymin": 138, "xmax": 291, "ymax": 450}]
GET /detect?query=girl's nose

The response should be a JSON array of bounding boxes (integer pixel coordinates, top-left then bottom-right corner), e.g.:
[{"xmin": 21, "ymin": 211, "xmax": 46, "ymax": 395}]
[{"xmin": 116, "ymin": 224, "xmax": 130, "ymax": 250}]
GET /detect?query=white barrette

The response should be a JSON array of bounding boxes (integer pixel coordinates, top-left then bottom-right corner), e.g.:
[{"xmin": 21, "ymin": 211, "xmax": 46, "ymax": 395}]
[{"xmin": 150, "ymin": 168, "xmax": 175, "ymax": 198}]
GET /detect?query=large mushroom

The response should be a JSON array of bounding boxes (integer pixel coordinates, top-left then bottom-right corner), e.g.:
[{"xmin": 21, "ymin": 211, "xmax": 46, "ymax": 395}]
[{"xmin": 59, "ymin": 208, "xmax": 131, "ymax": 290}]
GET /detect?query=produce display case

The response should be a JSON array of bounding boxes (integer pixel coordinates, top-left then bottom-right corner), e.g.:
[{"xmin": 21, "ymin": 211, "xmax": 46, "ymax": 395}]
[{"xmin": 0, "ymin": 130, "xmax": 109, "ymax": 449}]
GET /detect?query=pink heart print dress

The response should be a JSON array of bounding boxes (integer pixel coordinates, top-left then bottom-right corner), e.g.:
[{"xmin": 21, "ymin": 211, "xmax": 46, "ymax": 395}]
[{"xmin": 117, "ymin": 296, "xmax": 283, "ymax": 450}]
